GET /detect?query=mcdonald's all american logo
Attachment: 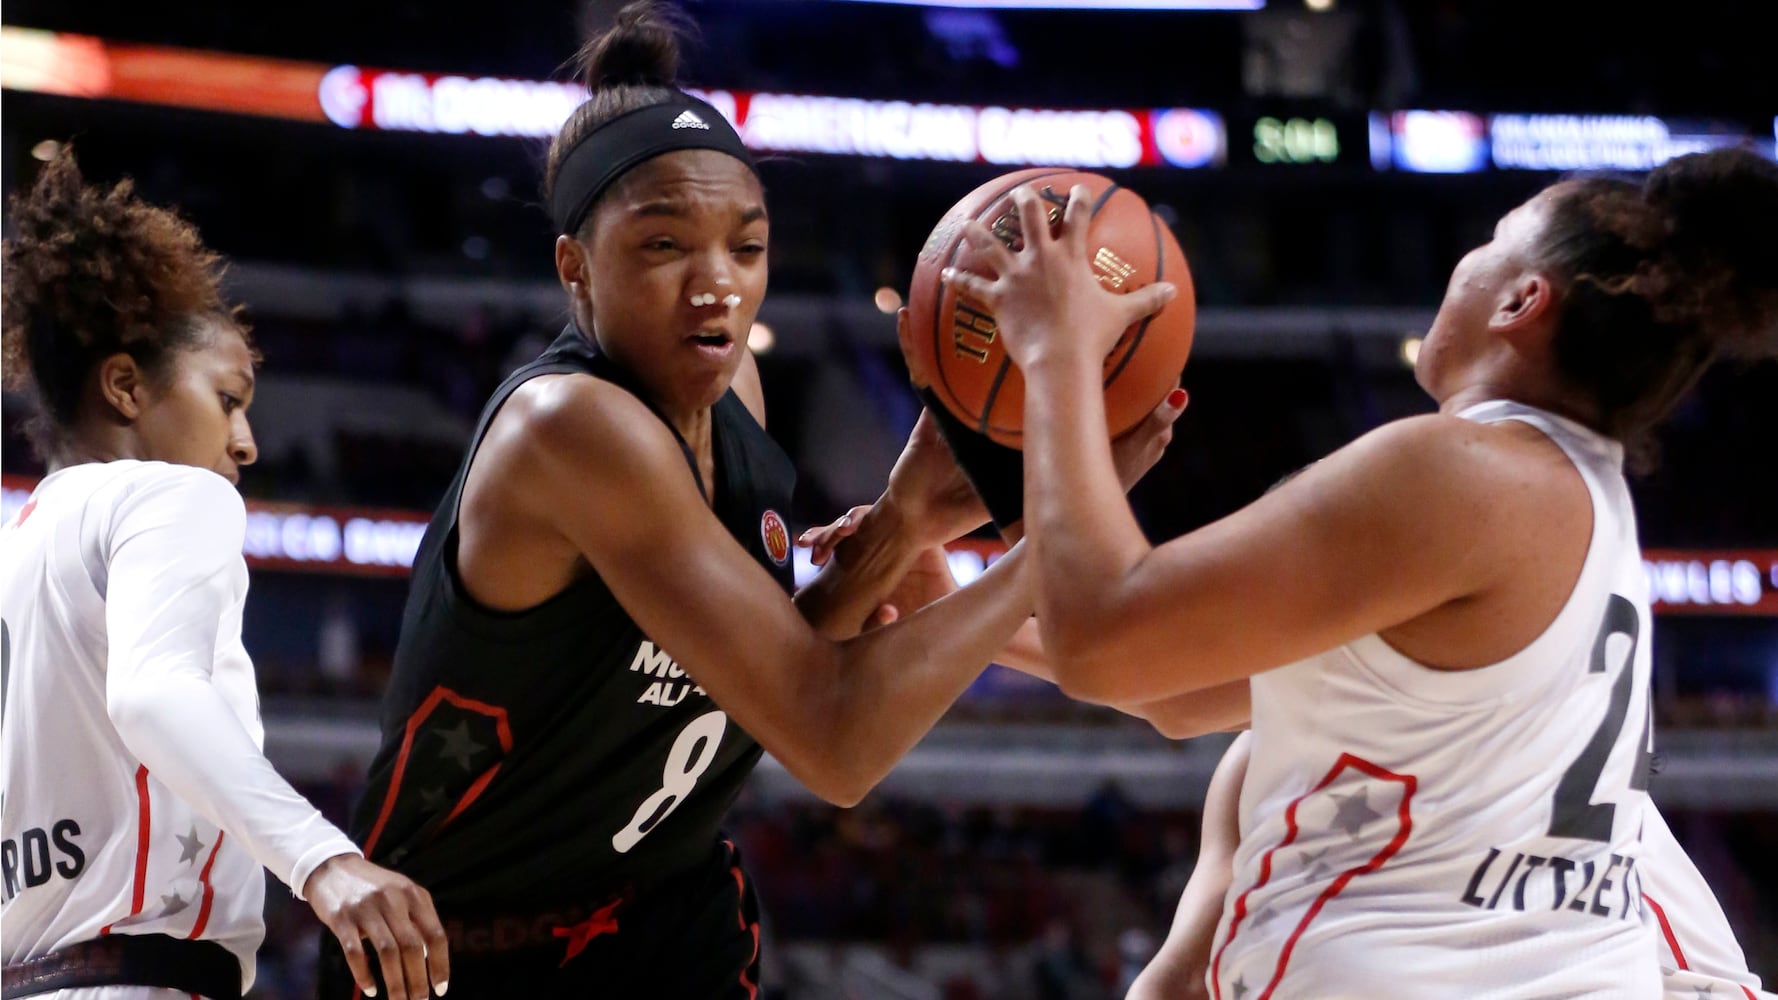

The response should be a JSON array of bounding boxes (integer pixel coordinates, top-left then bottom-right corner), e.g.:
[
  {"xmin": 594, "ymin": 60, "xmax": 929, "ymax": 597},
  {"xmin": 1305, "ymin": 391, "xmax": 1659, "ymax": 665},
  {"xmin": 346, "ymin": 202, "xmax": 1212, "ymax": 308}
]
[{"xmin": 760, "ymin": 510, "xmax": 790, "ymax": 566}]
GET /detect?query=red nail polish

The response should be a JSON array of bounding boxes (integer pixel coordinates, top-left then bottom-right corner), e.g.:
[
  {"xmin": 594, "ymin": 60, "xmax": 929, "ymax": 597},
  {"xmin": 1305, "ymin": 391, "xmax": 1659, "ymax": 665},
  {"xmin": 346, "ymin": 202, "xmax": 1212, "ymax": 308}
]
[{"xmin": 1166, "ymin": 388, "xmax": 1188, "ymax": 408}]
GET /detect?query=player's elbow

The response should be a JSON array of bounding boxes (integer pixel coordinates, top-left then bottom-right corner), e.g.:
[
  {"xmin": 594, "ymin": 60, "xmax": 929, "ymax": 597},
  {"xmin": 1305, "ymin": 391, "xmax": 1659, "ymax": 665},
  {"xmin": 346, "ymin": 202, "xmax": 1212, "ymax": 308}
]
[
  {"xmin": 106, "ymin": 683, "xmax": 170, "ymax": 748},
  {"xmin": 1047, "ymin": 641, "xmax": 1132, "ymax": 706},
  {"xmin": 1036, "ymin": 597, "xmax": 1125, "ymax": 696},
  {"xmin": 785, "ymin": 756, "xmax": 875, "ymax": 808},
  {"xmin": 813, "ymin": 779, "xmax": 871, "ymax": 810},
  {"xmin": 1141, "ymin": 709, "xmax": 1211, "ymax": 741}
]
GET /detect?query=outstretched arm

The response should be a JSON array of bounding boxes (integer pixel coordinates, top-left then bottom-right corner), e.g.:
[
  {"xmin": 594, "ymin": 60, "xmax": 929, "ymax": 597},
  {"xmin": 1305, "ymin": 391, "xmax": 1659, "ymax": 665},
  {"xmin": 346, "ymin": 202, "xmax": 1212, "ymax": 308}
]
[
  {"xmin": 805, "ymin": 530, "xmax": 1249, "ymax": 740},
  {"xmin": 944, "ymin": 185, "xmax": 1537, "ymax": 706},
  {"xmin": 793, "ymin": 410, "xmax": 991, "ymax": 640},
  {"xmin": 796, "ymin": 302, "xmax": 1186, "ymax": 643},
  {"xmin": 104, "ymin": 469, "xmax": 448, "ymax": 1000},
  {"xmin": 490, "ymin": 377, "xmax": 1036, "ymax": 807}
]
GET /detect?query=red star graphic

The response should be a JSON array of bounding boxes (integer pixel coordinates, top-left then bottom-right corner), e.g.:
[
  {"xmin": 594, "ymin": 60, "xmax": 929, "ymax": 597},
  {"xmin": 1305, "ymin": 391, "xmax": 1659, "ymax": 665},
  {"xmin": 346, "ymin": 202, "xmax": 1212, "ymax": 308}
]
[{"xmin": 552, "ymin": 899, "xmax": 622, "ymax": 967}]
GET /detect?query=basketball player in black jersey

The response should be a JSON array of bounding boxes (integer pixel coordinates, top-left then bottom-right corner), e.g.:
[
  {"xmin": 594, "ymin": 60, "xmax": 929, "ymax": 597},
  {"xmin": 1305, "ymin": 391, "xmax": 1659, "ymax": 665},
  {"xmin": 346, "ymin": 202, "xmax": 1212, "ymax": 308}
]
[{"xmin": 313, "ymin": 4, "xmax": 1190, "ymax": 996}]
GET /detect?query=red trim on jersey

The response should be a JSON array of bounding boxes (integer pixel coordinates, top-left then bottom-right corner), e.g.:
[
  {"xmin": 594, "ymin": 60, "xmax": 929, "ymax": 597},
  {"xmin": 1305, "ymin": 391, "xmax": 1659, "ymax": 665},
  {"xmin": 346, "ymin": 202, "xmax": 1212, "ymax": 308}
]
[
  {"xmin": 730, "ymin": 859, "xmax": 760, "ymax": 1000},
  {"xmin": 186, "ymin": 831, "xmax": 226, "ymax": 939},
  {"xmin": 362, "ymin": 686, "xmax": 513, "ymax": 856},
  {"xmin": 101, "ymin": 765, "xmax": 153, "ymax": 935},
  {"xmin": 436, "ymin": 764, "xmax": 505, "ymax": 832},
  {"xmin": 1644, "ymin": 893, "xmax": 1689, "ymax": 969},
  {"xmin": 12, "ymin": 498, "xmax": 37, "ymax": 527},
  {"xmin": 1210, "ymin": 753, "xmax": 1417, "ymax": 1000}
]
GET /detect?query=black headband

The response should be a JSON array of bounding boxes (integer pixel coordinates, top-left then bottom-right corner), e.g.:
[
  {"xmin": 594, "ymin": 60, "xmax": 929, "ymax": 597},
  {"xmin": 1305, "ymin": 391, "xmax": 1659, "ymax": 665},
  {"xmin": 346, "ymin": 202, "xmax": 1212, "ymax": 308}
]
[{"xmin": 550, "ymin": 95, "xmax": 757, "ymax": 235}]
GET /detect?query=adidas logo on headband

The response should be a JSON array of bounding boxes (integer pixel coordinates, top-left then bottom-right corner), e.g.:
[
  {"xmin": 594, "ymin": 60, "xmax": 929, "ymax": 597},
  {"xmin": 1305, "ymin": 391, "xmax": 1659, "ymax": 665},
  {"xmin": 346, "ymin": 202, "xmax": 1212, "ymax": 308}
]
[{"xmin": 552, "ymin": 100, "xmax": 756, "ymax": 233}]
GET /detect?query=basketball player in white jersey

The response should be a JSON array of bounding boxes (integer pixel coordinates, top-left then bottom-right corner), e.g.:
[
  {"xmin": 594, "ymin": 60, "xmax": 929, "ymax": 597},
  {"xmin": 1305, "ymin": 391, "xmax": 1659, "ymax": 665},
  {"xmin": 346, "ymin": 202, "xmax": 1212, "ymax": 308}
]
[
  {"xmin": 1126, "ymin": 735, "xmax": 1773, "ymax": 1000},
  {"xmin": 940, "ymin": 146, "xmax": 1778, "ymax": 997},
  {"xmin": 0, "ymin": 151, "xmax": 447, "ymax": 1000}
]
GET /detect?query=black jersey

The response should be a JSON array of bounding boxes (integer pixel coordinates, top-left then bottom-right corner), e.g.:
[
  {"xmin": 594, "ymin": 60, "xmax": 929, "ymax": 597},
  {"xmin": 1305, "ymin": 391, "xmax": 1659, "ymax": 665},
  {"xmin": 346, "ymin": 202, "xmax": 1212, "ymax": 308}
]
[{"xmin": 348, "ymin": 325, "xmax": 796, "ymax": 909}]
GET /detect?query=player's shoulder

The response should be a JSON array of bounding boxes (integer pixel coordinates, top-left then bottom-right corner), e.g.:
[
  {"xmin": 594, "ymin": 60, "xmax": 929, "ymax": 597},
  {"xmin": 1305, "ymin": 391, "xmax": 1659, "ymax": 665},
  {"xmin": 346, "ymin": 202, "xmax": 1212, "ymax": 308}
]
[
  {"xmin": 1348, "ymin": 412, "xmax": 1497, "ymax": 457},
  {"xmin": 120, "ymin": 459, "xmax": 241, "ymax": 499},
  {"xmin": 1294, "ymin": 413, "xmax": 1578, "ymax": 546},
  {"xmin": 502, "ymin": 372, "xmax": 683, "ymax": 475},
  {"xmin": 1320, "ymin": 414, "xmax": 1499, "ymax": 491},
  {"xmin": 106, "ymin": 461, "xmax": 245, "ymax": 522}
]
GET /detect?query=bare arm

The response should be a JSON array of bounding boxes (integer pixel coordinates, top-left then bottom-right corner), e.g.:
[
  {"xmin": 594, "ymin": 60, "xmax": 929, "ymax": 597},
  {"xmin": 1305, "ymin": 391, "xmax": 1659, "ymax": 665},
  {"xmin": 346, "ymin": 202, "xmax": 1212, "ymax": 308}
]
[
  {"xmin": 796, "ymin": 302, "xmax": 1186, "ymax": 643},
  {"xmin": 1126, "ymin": 731, "xmax": 1249, "ymax": 1000},
  {"xmin": 943, "ymin": 186, "xmax": 1580, "ymax": 705},
  {"xmin": 867, "ymin": 543, "xmax": 1250, "ymax": 739},
  {"xmin": 503, "ymin": 377, "xmax": 1034, "ymax": 806},
  {"xmin": 793, "ymin": 412, "xmax": 986, "ymax": 640},
  {"xmin": 733, "ymin": 348, "xmax": 942, "ymax": 641}
]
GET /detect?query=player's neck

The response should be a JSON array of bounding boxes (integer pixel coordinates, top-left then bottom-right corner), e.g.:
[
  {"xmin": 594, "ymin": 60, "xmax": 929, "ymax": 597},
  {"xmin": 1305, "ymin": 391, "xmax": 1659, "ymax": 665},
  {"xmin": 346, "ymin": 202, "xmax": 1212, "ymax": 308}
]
[
  {"xmin": 667, "ymin": 406, "xmax": 713, "ymax": 457},
  {"xmin": 49, "ymin": 423, "xmax": 147, "ymax": 472}
]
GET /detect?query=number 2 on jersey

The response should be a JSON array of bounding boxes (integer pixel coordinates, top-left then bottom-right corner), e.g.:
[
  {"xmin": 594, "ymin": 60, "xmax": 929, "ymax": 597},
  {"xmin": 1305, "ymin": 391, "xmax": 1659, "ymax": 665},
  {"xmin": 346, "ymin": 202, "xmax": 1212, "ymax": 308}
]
[
  {"xmin": 1547, "ymin": 595, "xmax": 1653, "ymax": 842},
  {"xmin": 612, "ymin": 710, "xmax": 728, "ymax": 854}
]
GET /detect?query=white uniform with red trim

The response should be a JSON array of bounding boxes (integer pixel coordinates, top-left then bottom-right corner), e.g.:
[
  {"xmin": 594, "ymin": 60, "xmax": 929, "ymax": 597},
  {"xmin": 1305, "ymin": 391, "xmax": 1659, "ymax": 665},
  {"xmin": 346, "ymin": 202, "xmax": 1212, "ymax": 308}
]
[
  {"xmin": 0, "ymin": 461, "xmax": 360, "ymax": 994},
  {"xmin": 1213, "ymin": 401, "xmax": 1660, "ymax": 999},
  {"xmin": 1640, "ymin": 805, "xmax": 1772, "ymax": 1000}
]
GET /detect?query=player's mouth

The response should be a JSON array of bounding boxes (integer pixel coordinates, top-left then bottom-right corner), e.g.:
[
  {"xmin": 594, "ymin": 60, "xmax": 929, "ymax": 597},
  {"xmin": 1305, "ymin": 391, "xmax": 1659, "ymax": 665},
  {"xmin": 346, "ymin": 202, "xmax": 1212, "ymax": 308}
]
[{"xmin": 687, "ymin": 328, "xmax": 735, "ymax": 358}]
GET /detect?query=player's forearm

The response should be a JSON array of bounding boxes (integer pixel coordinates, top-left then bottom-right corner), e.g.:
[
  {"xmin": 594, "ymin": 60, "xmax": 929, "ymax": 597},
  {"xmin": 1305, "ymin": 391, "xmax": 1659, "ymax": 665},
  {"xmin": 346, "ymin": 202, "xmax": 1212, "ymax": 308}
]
[
  {"xmin": 794, "ymin": 498, "xmax": 928, "ymax": 640},
  {"xmin": 992, "ymin": 626, "xmax": 1247, "ymax": 737},
  {"xmin": 1132, "ymin": 731, "xmax": 1249, "ymax": 1000},
  {"xmin": 1022, "ymin": 355, "xmax": 1155, "ymax": 678},
  {"xmin": 107, "ymin": 669, "xmax": 360, "ymax": 895},
  {"xmin": 1128, "ymin": 893, "xmax": 1217, "ymax": 1000},
  {"xmin": 813, "ymin": 542, "xmax": 1036, "ymax": 803}
]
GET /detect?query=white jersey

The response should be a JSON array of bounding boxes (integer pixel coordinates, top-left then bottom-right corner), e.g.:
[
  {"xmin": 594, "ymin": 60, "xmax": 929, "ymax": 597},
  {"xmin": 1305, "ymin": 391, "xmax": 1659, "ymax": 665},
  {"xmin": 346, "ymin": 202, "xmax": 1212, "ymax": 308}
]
[
  {"xmin": 1640, "ymin": 805, "xmax": 1773, "ymax": 1000},
  {"xmin": 0, "ymin": 461, "xmax": 359, "ymax": 992},
  {"xmin": 1214, "ymin": 401, "xmax": 1659, "ymax": 999}
]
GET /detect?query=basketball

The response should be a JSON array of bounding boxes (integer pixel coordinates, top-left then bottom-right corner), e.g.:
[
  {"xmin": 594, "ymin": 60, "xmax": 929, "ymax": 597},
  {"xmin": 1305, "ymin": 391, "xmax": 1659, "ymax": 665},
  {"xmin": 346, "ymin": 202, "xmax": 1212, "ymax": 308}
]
[{"xmin": 903, "ymin": 168, "xmax": 1196, "ymax": 448}]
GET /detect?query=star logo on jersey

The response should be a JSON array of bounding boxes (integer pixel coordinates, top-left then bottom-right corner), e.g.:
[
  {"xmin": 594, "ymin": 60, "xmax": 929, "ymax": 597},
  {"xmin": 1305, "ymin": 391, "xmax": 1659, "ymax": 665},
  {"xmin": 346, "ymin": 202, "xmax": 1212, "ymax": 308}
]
[
  {"xmin": 434, "ymin": 720, "xmax": 487, "ymax": 771},
  {"xmin": 359, "ymin": 686, "xmax": 513, "ymax": 862},
  {"xmin": 176, "ymin": 825, "xmax": 207, "ymax": 865},
  {"xmin": 760, "ymin": 510, "xmax": 790, "ymax": 566},
  {"xmin": 1299, "ymin": 847, "xmax": 1332, "ymax": 881},
  {"xmin": 1329, "ymin": 787, "xmax": 1383, "ymax": 838}
]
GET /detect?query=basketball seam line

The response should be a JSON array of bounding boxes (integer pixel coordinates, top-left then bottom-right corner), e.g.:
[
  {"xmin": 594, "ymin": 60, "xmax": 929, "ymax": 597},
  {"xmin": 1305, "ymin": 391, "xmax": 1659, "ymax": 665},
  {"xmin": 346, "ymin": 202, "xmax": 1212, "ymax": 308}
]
[
  {"xmin": 979, "ymin": 178, "xmax": 1123, "ymax": 438},
  {"xmin": 933, "ymin": 169, "xmax": 1076, "ymax": 428},
  {"xmin": 1101, "ymin": 210, "xmax": 1166, "ymax": 389},
  {"xmin": 1089, "ymin": 184, "xmax": 1121, "ymax": 218},
  {"xmin": 977, "ymin": 356, "xmax": 1016, "ymax": 436}
]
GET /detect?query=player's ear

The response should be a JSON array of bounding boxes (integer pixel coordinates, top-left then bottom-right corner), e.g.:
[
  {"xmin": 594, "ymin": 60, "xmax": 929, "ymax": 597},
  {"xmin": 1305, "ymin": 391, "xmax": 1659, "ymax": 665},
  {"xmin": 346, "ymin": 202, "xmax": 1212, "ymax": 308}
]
[{"xmin": 96, "ymin": 353, "xmax": 149, "ymax": 422}]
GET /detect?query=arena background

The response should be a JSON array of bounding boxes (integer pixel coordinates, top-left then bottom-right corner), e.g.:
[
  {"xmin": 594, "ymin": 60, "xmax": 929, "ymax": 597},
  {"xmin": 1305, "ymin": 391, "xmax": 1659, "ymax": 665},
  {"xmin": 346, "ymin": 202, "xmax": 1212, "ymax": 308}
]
[{"xmin": 3, "ymin": 1, "xmax": 1773, "ymax": 996}]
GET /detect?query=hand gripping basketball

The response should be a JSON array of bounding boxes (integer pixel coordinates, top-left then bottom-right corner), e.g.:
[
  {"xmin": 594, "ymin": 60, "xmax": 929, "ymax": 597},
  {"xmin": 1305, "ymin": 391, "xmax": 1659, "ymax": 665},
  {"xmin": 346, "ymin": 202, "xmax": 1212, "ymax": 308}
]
[
  {"xmin": 904, "ymin": 169, "xmax": 1193, "ymax": 447},
  {"xmin": 942, "ymin": 184, "xmax": 1180, "ymax": 372}
]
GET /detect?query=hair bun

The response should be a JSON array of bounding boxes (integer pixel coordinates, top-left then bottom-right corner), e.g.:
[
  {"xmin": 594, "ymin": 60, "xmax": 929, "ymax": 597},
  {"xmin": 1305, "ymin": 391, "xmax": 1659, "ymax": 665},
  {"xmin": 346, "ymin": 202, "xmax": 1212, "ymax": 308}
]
[
  {"xmin": 577, "ymin": 1, "xmax": 687, "ymax": 92},
  {"xmin": 1644, "ymin": 148, "xmax": 1778, "ymax": 358}
]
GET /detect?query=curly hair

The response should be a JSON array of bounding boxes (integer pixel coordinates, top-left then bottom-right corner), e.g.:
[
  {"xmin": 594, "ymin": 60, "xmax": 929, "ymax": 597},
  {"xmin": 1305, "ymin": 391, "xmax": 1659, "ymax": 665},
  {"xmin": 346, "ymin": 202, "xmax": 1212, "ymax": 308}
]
[
  {"xmin": 1, "ymin": 146, "xmax": 249, "ymax": 458},
  {"xmin": 1536, "ymin": 147, "xmax": 1778, "ymax": 468},
  {"xmin": 542, "ymin": 0, "xmax": 694, "ymax": 239}
]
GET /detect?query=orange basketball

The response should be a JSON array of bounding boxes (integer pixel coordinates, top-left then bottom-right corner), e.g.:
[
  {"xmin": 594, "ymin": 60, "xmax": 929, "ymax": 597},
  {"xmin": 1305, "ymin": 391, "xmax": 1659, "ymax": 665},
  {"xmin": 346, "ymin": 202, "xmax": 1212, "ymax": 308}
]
[{"xmin": 904, "ymin": 168, "xmax": 1195, "ymax": 448}]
